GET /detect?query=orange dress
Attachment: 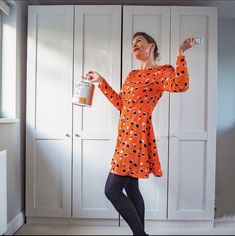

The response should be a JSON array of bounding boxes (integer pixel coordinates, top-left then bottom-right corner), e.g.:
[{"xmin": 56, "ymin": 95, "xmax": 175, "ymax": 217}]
[{"xmin": 98, "ymin": 55, "xmax": 189, "ymax": 179}]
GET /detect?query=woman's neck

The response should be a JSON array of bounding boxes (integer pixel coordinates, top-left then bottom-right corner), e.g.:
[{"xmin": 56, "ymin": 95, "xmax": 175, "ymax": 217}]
[{"xmin": 140, "ymin": 60, "xmax": 157, "ymax": 70}]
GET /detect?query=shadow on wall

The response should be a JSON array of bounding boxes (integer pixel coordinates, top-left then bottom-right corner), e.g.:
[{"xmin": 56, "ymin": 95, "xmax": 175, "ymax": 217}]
[
  {"xmin": 216, "ymin": 124, "xmax": 235, "ymax": 219},
  {"xmin": 216, "ymin": 17, "xmax": 235, "ymax": 219}
]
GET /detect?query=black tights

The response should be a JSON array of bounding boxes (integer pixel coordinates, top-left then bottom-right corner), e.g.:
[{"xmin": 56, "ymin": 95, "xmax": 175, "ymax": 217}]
[{"xmin": 105, "ymin": 172, "xmax": 148, "ymax": 235}]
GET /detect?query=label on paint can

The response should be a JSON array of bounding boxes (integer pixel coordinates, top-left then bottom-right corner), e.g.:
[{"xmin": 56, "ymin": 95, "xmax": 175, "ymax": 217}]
[{"xmin": 72, "ymin": 80, "xmax": 95, "ymax": 107}]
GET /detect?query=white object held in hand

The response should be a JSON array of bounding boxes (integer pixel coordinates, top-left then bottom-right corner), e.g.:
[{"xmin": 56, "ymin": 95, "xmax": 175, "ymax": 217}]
[{"xmin": 195, "ymin": 36, "xmax": 204, "ymax": 45}]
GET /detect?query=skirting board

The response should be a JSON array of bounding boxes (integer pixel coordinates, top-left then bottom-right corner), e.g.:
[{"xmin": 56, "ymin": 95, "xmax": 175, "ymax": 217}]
[
  {"xmin": 24, "ymin": 216, "xmax": 235, "ymax": 230},
  {"xmin": 26, "ymin": 217, "xmax": 214, "ymax": 228},
  {"xmin": 214, "ymin": 215, "xmax": 235, "ymax": 228},
  {"xmin": 27, "ymin": 217, "xmax": 119, "ymax": 227},
  {"xmin": 6, "ymin": 212, "xmax": 25, "ymax": 235}
]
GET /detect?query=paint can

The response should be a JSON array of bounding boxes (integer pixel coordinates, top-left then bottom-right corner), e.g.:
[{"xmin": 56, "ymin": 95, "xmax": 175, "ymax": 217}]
[{"xmin": 72, "ymin": 76, "xmax": 95, "ymax": 107}]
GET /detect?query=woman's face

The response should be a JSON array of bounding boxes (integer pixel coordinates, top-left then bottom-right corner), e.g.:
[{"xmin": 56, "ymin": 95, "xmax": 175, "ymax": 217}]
[{"xmin": 131, "ymin": 35, "xmax": 155, "ymax": 61}]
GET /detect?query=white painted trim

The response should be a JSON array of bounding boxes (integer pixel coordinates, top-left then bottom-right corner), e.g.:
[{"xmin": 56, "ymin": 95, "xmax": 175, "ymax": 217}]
[
  {"xmin": 26, "ymin": 217, "xmax": 119, "ymax": 226},
  {"xmin": 6, "ymin": 211, "xmax": 25, "ymax": 235},
  {"xmin": 0, "ymin": 150, "xmax": 7, "ymax": 235},
  {"xmin": 26, "ymin": 217, "xmax": 214, "ymax": 228},
  {"xmin": 0, "ymin": 1, "xmax": 10, "ymax": 16},
  {"xmin": 125, "ymin": 219, "xmax": 214, "ymax": 228},
  {"xmin": 0, "ymin": 118, "xmax": 20, "ymax": 123},
  {"xmin": 214, "ymin": 215, "xmax": 235, "ymax": 227},
  {"xmin": 25, "ymin": 217, "xmax": 235, "ymax": 229}
]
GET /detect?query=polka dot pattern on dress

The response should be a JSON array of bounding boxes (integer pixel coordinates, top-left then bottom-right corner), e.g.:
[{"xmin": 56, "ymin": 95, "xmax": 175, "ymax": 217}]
[{"xmin": 98, "ymin": 55, "xmax": 189, "ymax": 178}]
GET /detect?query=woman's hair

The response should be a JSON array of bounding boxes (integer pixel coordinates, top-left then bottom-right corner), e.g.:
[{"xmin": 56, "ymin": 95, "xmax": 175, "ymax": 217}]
[{"xmin": 132, "ymin": 32, "xmax": 160, "ymax": 61}]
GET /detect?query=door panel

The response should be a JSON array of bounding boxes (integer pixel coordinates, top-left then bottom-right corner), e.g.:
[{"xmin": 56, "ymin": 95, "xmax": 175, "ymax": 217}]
[
  {"xmin": 122, "ymin": 6, "xmax": 171, "ymax": 220},
  {"xmin": 26, "ymin": 6, "xmax": 74, "ymax": 217},
  {"xmin": 168, "ymin": 6, "xmax": 217, "ymax": 220},
  {"xmin": 26, "ymin": 6, "xmax": 73, "ymax": 217},
  {"xmin": 73, "ymin": 5, "xmax": 121, "ymax": 220}
]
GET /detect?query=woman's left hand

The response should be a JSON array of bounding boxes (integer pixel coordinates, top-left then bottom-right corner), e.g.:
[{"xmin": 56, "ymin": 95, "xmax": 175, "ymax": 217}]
[{"xmin": 179, "ymin": 37, "xmax": 196, "ymax": 54}]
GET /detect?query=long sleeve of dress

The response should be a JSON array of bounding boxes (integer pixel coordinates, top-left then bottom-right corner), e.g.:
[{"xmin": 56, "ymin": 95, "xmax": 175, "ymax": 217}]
[
  {"xmin": 97, "ymin": 78, "xmax": 123, "ymax": 111},
  {"xmin": 160, "ymin": 55, "xmax": 189, "ymax": 93}
]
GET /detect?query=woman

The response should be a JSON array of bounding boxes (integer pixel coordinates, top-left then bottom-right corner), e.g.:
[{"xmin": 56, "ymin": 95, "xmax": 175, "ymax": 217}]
[{"xmin": 84, "ymin": 32, "xmax": 195, "ymax": 235}]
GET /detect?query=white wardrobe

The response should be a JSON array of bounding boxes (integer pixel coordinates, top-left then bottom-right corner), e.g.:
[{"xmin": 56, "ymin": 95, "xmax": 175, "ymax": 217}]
[{"xmin": 26, "ymin": 5, "xmax": 217, "ymax": 226}]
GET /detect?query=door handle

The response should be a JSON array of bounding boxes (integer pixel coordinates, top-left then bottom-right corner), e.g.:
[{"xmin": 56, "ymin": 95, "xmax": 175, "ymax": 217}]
[
  {"xmin": 75, "ymin": 134, "xmax": 80, "ymax": 138},
  {"xmin": 65, "ymin": 133, "xmax": 71, "ymax": 137}
]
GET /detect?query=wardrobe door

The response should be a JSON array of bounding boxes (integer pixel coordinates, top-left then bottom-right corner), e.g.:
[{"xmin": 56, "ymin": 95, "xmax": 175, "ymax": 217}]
[
  {"xmin": 26, "ymin": 6, "xmax": 74, "ymax": 217},
  {"xmin": 122, "ymin": 6, "xmax": 170, "ymax": 221},
  {"xmin": 168, "ymin": 6, "xmax": 217, "ymax": 220},
  {"xmin": 73, "ymin": 5, "xmax": 121, "ymax": 219}
]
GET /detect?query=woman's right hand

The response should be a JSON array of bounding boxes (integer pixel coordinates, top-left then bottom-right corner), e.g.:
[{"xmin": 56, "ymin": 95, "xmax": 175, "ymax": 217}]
[{"xmin": 84, "ymin": 71, "xmax": 104, "ymax": 84}]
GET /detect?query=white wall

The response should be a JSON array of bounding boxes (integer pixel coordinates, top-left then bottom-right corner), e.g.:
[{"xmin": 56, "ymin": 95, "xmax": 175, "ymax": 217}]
[
  {"xmin": 0, "ymin": 1, "xmax": 235, "ymax": 229},
  {"xmin": 216, "ymin": 16, "xmax": 235, "ymax": 218},
  {"xmin": 0, "ymin": 1, "xmax": 27, "ymax": 226}
]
